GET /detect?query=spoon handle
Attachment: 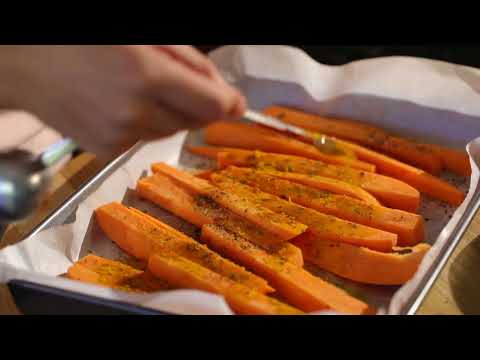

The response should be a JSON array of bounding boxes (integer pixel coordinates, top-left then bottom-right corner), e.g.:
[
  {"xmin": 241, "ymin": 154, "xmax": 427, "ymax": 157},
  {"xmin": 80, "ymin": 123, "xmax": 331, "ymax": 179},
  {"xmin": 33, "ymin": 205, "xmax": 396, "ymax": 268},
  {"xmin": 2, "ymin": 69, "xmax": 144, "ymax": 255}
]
[
  {"xmin": 242, "ymin": 109, "xmax": 346, "ymax": 156},
  {"xmin": 39, "ymin": 138, "xmax": 78, "ymax": 169},
  {"xmin": 243, "ymin": 109, "xmax": 306, "ymax": 137}
]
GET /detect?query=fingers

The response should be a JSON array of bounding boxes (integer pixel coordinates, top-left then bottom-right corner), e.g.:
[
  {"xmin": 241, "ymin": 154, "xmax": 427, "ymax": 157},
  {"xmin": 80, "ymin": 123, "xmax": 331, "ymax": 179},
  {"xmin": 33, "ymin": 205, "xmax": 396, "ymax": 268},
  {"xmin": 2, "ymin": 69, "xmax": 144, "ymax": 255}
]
[
  {"xmin": 230, "ymin": 93, "xmax": 247, "ymax": 119},
  {"xmin": 141, "ymin": 47, "xmax": 246, "ymax": 122},
  {"xmin": 132, "ymin": 101, "xmax": 196, "ymax": 136},
  {"xmin": 94, "ymin": 100, "xmax": 203, "ymax": 162}
]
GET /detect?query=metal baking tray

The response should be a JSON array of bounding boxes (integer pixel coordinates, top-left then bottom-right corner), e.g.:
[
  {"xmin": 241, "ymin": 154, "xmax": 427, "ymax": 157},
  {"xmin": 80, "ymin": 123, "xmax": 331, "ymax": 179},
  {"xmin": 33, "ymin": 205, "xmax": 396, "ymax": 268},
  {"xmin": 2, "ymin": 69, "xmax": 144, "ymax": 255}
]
[{"xmin": 8, "ymin": 135, "xmax": 480, "ymax": 315}]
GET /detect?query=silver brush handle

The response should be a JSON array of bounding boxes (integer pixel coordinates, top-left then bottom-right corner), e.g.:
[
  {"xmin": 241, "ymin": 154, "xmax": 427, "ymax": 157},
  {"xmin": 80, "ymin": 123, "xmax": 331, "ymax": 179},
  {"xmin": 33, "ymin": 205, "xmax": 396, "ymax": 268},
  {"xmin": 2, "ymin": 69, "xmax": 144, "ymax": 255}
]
[
  {"xmin": 39, "ymin": 138, "xmax": 77, "ymax": 170},
  {"xmin": 242, "ymin": 109, "xmax": 345, "ymax": 156},
  {"xmin": 243, "ymin": 109, "xmax": 307, "ymax": 137}
]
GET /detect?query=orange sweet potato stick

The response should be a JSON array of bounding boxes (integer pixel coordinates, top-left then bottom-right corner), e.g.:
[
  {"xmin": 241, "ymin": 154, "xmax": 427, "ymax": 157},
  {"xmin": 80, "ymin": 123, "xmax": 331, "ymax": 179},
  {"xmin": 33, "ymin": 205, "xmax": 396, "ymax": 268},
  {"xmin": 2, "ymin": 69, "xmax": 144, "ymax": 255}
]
[
  {"xmin": 136, "ymin": 174, "xmax": 304, "ymax": 266},
  {"xmin": 219, "ymin": 167, "xmax": 425, "ymax": 246},
  {"xmin": 95, "ymin": 202, "xmax": 273, "ymax": 294},
  {"xmin": 248, "ymin": 168, "xmax": 381, "ymax": 206},
  {"xmin": 148, "ymin": 253, "xmax": 303, "ymax": 315},
  {"xmin": 423, "ymin": 144, "xmax": 471, "ymax": 177},
  {"xmin": 293, "ymin": 232, "xmax": 431, "ymax": 286},
  {"xmin": 229, "ymin": 150, "xmax": 420, "ymax": 211},
  {"xmin": 187, "ymin": 145, "xmax": 250, "ymax": 160},
  {"xmin": 200, "ymin": 224, "xmax": 373, "ymax": 314},
  {"xmin": 187, "ymin": 146, "xmax": 248, "ymax": 160},
  {"xmin": 210, "ymin": 172, "xmax": 398, "ymax": 252},
  {"xmin": 203, "ymin": 121, "xmax": 376, "ymax": 172},
  {"xmin": 263, "ymin": 105, "xmax": 446, "ymax": 175},
  {"xmin": 151, "ymin": 162, "xmax": 308, "ymax": 244},
  {"xmin": 334, "ymin": 138, "xmax": 466, "ymax": 206},
  {"xmin": 189, "ymin": 146, "xmax": 421, "ymax": 212},
  {"xmin": 67, "ymin": 254, "xmax": 172, "ymax": 293}
]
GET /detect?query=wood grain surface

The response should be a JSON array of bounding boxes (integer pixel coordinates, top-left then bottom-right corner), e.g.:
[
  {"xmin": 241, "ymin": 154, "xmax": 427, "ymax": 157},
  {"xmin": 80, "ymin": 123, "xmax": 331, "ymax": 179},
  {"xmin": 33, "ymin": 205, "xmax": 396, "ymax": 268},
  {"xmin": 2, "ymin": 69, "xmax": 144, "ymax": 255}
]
[{"xmin": 0, "ymin": 152, "xmax": 478, "ymax": 315}]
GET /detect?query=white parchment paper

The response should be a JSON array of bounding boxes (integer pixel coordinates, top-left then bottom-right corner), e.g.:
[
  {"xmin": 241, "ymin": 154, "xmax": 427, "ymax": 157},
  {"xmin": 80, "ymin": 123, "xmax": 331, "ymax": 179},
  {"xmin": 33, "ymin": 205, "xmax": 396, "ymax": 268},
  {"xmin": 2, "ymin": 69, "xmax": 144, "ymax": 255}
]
[{"xmin": 1, "ymin": 45, "xmax": 480, "ymax": 315}]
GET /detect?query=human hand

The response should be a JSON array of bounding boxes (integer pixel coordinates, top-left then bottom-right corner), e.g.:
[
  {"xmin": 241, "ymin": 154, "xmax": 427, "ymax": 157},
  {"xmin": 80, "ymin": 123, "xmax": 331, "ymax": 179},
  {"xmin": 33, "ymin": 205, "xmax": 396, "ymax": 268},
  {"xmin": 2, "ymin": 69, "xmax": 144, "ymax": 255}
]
[{"xmin": 0, "ymin": 45, "xmax": 246, "ymax": 162}]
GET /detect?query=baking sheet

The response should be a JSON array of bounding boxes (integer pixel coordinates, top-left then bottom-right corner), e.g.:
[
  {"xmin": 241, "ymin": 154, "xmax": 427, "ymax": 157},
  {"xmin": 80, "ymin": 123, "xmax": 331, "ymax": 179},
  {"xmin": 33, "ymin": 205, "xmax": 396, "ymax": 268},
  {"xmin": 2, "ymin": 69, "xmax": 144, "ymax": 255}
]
[{"xmin": 1, "ymin": 45, "xmax": 480, "ymax": 315}]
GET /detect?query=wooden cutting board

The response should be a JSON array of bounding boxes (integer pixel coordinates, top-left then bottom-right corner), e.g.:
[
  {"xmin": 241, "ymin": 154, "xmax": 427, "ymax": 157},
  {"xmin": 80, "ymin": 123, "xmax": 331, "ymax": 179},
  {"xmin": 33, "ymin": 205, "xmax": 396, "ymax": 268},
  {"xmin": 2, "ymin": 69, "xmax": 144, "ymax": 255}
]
[{"xmin": 0, "ymin": 152, "xmax": 479, "ymax": 315}]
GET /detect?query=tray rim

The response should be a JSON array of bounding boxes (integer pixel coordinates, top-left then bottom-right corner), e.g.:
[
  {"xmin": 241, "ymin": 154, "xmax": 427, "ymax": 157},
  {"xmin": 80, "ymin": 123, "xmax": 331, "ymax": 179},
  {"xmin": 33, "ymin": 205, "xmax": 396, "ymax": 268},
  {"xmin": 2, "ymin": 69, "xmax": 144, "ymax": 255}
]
[
  {"xmin": 8, "ymin": 279, "xmax": 171, "ymax": 315},
  {"xmin": 16, "ymin": 139, "xmax": 480, "ymax": 315},
  {"xmin": 403, "ymin": 183, "xmax": 480, "ymax": 314}
]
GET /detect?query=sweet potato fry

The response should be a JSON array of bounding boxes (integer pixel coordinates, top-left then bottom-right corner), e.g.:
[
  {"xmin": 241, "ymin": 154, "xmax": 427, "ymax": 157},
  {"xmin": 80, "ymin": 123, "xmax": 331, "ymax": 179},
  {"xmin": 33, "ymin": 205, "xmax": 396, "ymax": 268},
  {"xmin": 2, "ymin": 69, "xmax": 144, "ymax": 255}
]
[
  {"xmin": 335, "ymin": 139, "xmax": 466, "ymax": 206},
  {"xmin": 216, "ymin": 149, "xmax": 425, "ymax": 212},
  {"xmin": 203, "ymin": 121, "xmax": 376, "ymax": 172},
  {"xmin": 210, "ymin": 172, "xmax": 398, "ymax": 252},
  {"xmin": 219, "ymin": 167, "xmax": 425, "ymax": 246},
  {"xmin": 95, "ymin": 202, "xmax": 273, "ymax": 294},
  {"xmin": 148, "ymin": 253, "xmax": 303, "ymax": 315},
  {"xmin": 136, "ymin": 174, "xmax": 304, "ymax": 265},
  {"xmin": 294, "ymin": 232, "xmax": 431, "ymax": 285},
  {"xmin": 201, "ymin": 224, "xmax": 373, "ymax": 314},
  {"xmin": 263, "ymin": 105, "xmax": 444, "ymax": 175},
  {"xmin": 67, "ymin": 254, "xmax": 172, "ymax": 293},
  {"xmin": 151, "ymin": 162, "xmax": 308, "ymax": 243}
]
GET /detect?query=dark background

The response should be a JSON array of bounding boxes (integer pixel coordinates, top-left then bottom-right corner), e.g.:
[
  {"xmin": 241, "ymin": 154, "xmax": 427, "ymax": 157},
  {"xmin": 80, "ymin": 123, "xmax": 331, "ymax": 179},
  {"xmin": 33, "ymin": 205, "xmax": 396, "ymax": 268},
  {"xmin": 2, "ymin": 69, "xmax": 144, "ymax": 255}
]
[{"xmin": 199, "ymin": 45, "xmax": 480, "ymax": 68}]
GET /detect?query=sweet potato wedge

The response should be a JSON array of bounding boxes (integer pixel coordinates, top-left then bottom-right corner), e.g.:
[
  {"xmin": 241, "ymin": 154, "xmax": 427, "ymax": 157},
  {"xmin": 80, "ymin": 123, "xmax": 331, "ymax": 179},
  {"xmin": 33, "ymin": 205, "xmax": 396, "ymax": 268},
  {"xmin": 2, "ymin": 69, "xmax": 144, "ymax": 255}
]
[
  {"xmin": 210, "ymin": 172, "xmax": 398, "ymax": 252},
  {"xmin": 201, "ymin": 224, "xmax": 373, "ymax": 314},
  {"xmin": 335, "ymin": 139, "xmax": 466, "ymax": 206},
  {"xmin": 263, "ymin": 105, "xmax": 445, "ymax": 175},
  {"xmin": 264, "ymin": 105, "xmax": 472, "ymax": 177},
  {"xmin": 67, "ymin": 254, "xmax": 172, "ymax": 293},
  {"xmin": 424, "ymin": 144, "xmax": 471, "ymax": 177},
  {"xmin": 219, "ymin": 167, "xmax": 424, "ymax": 246},
  {"xmin": 95, "ymin": 202, "xmax": 273, "ymax": 294},
  {"xmin": 203, "ymin": 121, "xmax": 376, "ymax": 172},
  {"xmin": 293, "ymin": 232, "xmax": 431, "ymax": 285},
  {"xmin": 269, "ymin": 171, "xmax": 379, "ymax": 205},
  {"xmin": 219, "ymin": 152, "xmax": 381, "ymax": 205},
  {"xmin": 262, "ymin": 106, "xmax": 466, "ymax": 204},
  {"xmin": 277, "ymin": 243, "xmax": 304, "ymax": 268},
  {"xmin": 187, "ymin": 145, "xmax": 250, "ymax": 160},
  {"xmin": 252, "ymin": 123, "xmax": 360, "ymax": 160},
  {"xmin": 136, "ymin": 174, "xmax": 304, "ymax": 265},
  {"xmin": 216, "ymin": 149, "xmax": 420, "ymax": 212},
  {"xmin": 148, "ymin": 253, "xmax": 303, "ymax": 315},
  {"xmin": 151, "ymin": 162, "xmax": 308, "ymax": 243}
]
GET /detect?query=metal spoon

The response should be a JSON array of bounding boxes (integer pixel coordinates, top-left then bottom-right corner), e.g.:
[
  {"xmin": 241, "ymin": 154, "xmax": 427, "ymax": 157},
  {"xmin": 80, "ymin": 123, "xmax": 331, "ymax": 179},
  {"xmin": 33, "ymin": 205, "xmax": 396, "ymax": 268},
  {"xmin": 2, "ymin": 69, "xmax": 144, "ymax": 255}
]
[
  {"xmin": 0, "ymin": 138, "xmax": 77, "ymax": 223},
  {"xmin": 312, "ymin": 134, "xmax": 346, "ymax": 155},
  {"xmin": 242, "ymin": 109, "xmax": 347, "ymax": 156}
]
